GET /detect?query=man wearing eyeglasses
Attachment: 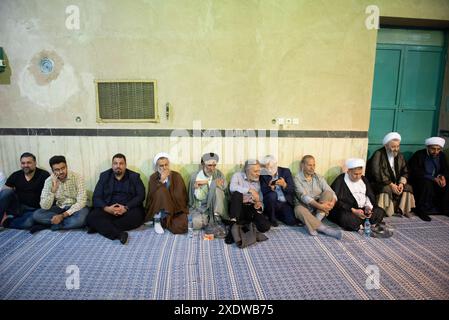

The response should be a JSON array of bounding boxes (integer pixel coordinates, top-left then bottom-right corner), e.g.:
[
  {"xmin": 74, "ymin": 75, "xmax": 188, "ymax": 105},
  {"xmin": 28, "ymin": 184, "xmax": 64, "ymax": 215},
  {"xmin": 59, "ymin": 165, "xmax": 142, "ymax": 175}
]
[
  {"xmin": 188, "ymin": 153, "xmax": 228, "ymax": 237},
  {"xmin": 32, "ymin": 155, "xmax": 88, "ymax": 232}
]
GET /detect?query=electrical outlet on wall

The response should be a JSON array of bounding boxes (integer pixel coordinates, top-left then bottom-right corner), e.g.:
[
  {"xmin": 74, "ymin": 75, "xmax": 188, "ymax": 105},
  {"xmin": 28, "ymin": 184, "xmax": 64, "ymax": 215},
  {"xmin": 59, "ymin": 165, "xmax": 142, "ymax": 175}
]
[{"xmin": 285, "ymin": 118, "xmax": 292, "ymax": 125}]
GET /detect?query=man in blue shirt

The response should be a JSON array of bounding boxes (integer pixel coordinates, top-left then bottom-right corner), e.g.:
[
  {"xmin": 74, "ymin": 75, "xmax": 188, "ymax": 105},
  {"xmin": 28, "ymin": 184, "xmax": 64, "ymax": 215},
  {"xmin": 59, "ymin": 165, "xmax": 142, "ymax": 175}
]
[
  {"xmin": 229, "ymin": 159, "xmax": 271, "ymax": 233},
  {"xmin": 259, "ymin": 155, "xmax": 297, "ymax": 227}
]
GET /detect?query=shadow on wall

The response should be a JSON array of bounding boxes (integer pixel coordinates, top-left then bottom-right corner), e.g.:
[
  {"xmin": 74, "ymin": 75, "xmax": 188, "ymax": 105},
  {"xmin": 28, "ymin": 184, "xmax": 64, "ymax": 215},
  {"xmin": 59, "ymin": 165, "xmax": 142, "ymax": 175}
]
[
  {"xmin": 0, "ymin": 50, "xmax": 11, "ymax": 85},
  {"xmin": 324, "ymin": 167, "xmax": 343, "ymax": 185}
]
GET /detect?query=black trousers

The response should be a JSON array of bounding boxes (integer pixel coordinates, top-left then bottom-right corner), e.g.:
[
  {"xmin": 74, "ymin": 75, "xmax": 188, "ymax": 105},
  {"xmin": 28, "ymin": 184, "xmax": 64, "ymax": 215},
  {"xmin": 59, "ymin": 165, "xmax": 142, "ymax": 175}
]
[
  {"xmin": 329, "ymin": 207, "xmax": 385, "ymax": 232},
  {"xmin": 229, "ymin": 192, "xmax": 271, "ymax": 233},
  {"xmin": 86, "ymin": 207, "xmax": 144, "ymax": 240},
  {"xmin": 413, "ymin": 179, "xmax": 449, "ymax": 215}
]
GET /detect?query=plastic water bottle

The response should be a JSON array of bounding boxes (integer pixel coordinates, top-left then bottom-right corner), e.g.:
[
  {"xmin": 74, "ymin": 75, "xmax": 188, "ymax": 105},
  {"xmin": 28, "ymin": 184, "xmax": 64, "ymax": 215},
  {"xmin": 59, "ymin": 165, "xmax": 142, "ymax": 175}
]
[
  {"xmin": 188, "ymin": 215, "xmax": 193, "ymax": 238},
  {"xmin": 364, "ymin": 218, "xmax": 371, "ymax": 238}
]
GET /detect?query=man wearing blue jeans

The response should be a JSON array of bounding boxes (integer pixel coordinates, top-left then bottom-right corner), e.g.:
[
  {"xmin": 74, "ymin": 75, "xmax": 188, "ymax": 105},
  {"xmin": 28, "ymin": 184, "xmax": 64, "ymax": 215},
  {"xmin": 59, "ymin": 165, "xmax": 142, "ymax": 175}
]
[
  {"xmin": 33, "ymin": 155, "xmax": 89, "ymax": 232},
  {"xmin": 0, "ymin": 153, "xmax": 49, "ymax": 229}
]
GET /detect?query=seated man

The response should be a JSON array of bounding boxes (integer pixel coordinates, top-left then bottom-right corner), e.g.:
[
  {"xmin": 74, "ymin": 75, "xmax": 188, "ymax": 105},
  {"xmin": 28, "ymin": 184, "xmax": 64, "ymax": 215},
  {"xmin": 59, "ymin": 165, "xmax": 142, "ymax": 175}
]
[
  {"xmin": 188, "ymin": 152, "xmax": 228, "ymax": 237},
  {"xmin": 366, "ymin": 132, "xmax": 415, "ymax": 218},
  {"xmin": 328, "ymin": 158, "xmax": 385, "ymax": 232},
  {"xmin": 0, "ymin": 153, "xmax": 50, "ymax": 229},
  {"xmin": 229, "ymin": 159, "xmax": 271, "ymax": 233},
  {"xmin": 408, "ymin": 137, "xmax": 449, "ymax": 221},
  {"xmin": 33, "ymin": 155, "xmax": 89, "ymax": 232},
  {"xmin": 259, "ymin": 155, "xmax": 296, "ymax": 227},
  {"xmin": 294, "ymin": 155, "xmax": 342, "ymax": 239},
  {"xmin": 145, "ymin": 153, "xmax": 188, "ymax": 235},
  {"xmin": 87, "ymin": 154, "xmax": 145, "ymax": 245}
]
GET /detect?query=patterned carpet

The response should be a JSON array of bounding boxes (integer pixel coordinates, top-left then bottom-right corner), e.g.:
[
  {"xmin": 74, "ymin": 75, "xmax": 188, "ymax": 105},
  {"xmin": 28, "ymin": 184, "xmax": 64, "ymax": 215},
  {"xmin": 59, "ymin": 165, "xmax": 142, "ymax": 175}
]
[{"xmin": 1, "ymin": 215, "xmax": 449, "ymax": 300}]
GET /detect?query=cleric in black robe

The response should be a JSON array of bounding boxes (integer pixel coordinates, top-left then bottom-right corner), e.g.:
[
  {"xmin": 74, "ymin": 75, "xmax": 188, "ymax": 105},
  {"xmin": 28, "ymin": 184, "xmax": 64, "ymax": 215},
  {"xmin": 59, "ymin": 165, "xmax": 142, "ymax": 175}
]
[
  {"xmin": 408, "ymin": 137, "xmax": 449, "ymax": 222},
  {"xmin": 328, "ymin": 158, "xmax": 385, "ymax": 231},
  {"xmin": 366, "ymin": 132, "xmax": 415, "ymax": 218}
]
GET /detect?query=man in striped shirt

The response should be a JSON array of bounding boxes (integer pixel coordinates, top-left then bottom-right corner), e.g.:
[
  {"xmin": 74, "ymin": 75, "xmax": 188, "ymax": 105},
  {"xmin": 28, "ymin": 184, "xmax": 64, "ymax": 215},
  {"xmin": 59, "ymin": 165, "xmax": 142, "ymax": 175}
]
[{"xmin": 33, "ymin": 155, "xmax": 89, "ymax": 232}]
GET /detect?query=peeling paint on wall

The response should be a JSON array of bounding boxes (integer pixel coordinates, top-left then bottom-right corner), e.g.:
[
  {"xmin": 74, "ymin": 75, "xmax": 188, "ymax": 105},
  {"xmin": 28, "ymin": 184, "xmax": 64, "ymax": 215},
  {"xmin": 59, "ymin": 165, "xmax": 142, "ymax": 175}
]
[
  {"xmin": 29, "ymin": 50, "xmax": 63, "ymax": 85},
  {"xmin": 18, "ymin": 50, "xmax": 79, "ymax": 109}
]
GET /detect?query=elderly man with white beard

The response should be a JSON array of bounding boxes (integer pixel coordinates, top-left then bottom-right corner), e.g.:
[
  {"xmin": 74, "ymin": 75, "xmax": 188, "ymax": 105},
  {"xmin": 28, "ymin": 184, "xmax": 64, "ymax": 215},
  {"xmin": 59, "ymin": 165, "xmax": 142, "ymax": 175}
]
[
  {"xmin": 259, "ymin": 155, "xmax": 297, "ymax": 227},
  {"xmin": 188, "ymin": 152, "xmax": 228, "ymax": 237},
  {"xmin": 366, "ymin": 132, "xmax": 415, "ymax": 218},
  {"xmin": 329, "ymin": 158, "xmax": 386, "ymax": 232}
]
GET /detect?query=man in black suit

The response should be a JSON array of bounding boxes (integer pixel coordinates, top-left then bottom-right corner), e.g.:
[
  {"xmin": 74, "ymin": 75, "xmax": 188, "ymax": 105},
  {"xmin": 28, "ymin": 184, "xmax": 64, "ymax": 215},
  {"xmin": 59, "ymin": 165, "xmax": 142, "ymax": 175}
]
[
  {"xmin": 259, "ymin": 155, "xmax": 297, "ymax": 227},
  {"xmin": 408, "ymin": 137, "xmax": 449, "ymax": 221},
  {"xmin": 86, "ymin": 153, "xmax": 145, "ymax": 244}
]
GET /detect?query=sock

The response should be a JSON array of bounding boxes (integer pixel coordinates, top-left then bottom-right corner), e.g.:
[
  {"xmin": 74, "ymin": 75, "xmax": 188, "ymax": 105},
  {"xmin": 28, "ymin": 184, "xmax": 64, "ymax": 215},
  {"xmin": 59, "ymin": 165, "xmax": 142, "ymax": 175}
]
[
  {"xmin": 317, "ymin": 225, "xmax": 342, "ymax": 240},
  {"xmin": 2, "ymin": 217, "xmax": 11, "ymax": 228}
]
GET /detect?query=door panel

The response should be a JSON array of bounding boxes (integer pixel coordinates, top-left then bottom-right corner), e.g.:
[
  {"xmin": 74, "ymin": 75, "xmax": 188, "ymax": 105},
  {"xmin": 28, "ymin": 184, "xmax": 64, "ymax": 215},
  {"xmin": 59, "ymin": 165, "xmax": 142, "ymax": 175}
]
[
  {"xmin": 396, "ymin": 110, "xmax": 435, "ymax": 145},
  {"xmin": 371, "ymin": 47, "xmax": 402, "ymax": 109},
  {"xmin": 401, "ymin": 48, "xmax": 443, "ymax": 110},
  {"xmin": 368, "ymin": 109, "xmax": 395, "ymax": 143}
]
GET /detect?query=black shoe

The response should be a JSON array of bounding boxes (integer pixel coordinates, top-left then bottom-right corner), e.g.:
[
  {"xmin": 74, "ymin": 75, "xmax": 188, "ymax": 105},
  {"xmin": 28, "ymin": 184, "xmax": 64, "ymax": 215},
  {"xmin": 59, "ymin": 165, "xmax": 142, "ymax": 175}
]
[
  {"xmin": 419, "ymin": 214, "xmax": 432, "ymax": 222},
  {"xmin": 87, "ymin": 226, "xmax": 97, "ymax": 234},
  {"xmin": 296, "ymin": 220, "xmax": 305, "ymax": 227},
  {"xmin": 119, "ymin": 232, "xmax": 129, "ymax": 245},
  {"xmin": 270, "ymin": 219, "xmax": 279, "ymax": 227},
  {"xmin": 2, "ymin": 217, "xmax": 11, "ymax": 228},
  {"xmin": 224, "ymin": 227, "xmax": 234, "ymax": 244},
  {"xmin": 29, "ymin": 224, "xmax": 48, "ymax": 234}
]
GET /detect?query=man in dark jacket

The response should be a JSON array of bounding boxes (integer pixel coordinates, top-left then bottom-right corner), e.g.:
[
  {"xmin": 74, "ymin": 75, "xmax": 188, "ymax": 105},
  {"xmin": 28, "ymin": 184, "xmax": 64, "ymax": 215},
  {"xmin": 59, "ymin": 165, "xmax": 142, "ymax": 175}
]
[
  {"xmin": 408, "ymin": 137, "xmax": 449, "ymax": 221},
  {"xmin": 87, "ymin": 153, "xmax": 145, "ymax": 244},
  {"xmin": 329, "ymin": 158, "xmax": 385, "ymax": 231},
  {"xmin": 366, "ymin": 132, "xmax": 415, "ymax": 218},
  {"xmin": 259, "ymin": 155, "xmax": 296, "ymax": 226}
]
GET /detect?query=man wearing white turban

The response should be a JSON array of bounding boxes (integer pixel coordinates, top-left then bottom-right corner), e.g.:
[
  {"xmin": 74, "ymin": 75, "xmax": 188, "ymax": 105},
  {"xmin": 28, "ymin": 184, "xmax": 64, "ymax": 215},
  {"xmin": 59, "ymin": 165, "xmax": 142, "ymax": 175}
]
[
  {"xmin": 188, "ymin": 152, "xmax": 228, "ymax": 237},
  {"xmin": 408, "ymin": 137, "xmax": 449, "ymax": 221},
  {"xmin": 145, "ymin": 153, "xmax": 189, "ymax": 234},
  {"xmin": 366, "ymin": 132, "xmax": 415, "ymax": 218},
  {"xmin": 328, "ymin": 158, "xmax": 386, "ymax": 232}
]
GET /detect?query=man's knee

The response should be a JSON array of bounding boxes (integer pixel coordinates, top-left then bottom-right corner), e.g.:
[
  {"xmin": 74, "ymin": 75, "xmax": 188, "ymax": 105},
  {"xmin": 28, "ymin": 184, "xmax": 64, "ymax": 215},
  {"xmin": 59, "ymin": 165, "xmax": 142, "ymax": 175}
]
[
  {"xmin": 33, "ymin": 208, "xmax": 48, "ymax": 221},
  {"xmin": 86, "ymin": 208, "xmax": 103, "ymax": 225},
  {"xmin": 67, "ymin": 208, "xmax": 89, "ymax": 228},
  {"xmin": 254, "ymin": 214, "xmax": 271, "ymax": 232},
  {"xmin": 319, "ymin": 190, "xmax": 334, "ymax": 202},
  {"xmin": 0, "ymin": 188, "xmax": 15, "ymax": 199}
]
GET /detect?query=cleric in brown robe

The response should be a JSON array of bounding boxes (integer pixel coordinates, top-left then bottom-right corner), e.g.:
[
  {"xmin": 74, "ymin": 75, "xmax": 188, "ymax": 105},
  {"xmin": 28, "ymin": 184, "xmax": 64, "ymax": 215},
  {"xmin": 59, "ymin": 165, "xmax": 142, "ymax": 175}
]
[
  {"xmin": 366, "ymin": 132, "xmax": 415, "ymax": 217},
  {"xmin": 145, "ymin": 153, "xmax": 188, "ymax": 234}
]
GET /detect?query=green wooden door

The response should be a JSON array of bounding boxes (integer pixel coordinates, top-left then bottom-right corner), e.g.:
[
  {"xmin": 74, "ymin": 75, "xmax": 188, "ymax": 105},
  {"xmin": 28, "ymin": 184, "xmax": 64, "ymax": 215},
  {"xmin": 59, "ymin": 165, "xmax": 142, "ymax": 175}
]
[{"xmin": 368, "ymin": 29, "xmax": 446, "ymax": 160}]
